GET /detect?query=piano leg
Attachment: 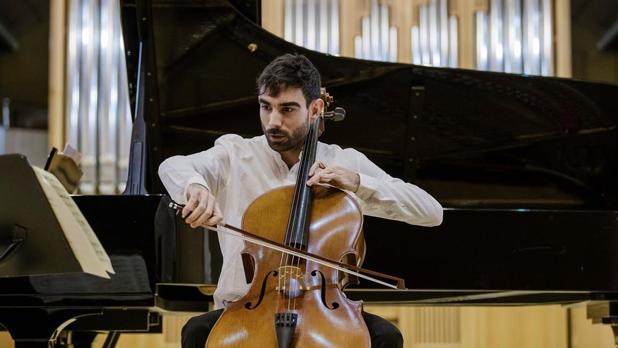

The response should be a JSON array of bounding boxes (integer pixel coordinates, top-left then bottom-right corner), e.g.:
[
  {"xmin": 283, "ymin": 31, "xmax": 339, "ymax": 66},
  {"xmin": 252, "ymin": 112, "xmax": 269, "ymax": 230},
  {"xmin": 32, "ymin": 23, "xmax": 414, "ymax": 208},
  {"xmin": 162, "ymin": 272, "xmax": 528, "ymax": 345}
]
[
  {"xmin": 68, "ymin": 309, "xmax": 161, "ymax": 348},
  {"xmin": 587, "ymin": 301, "xmax": 618, "ymax": 347},
  {"xmin": 102, "ymin": 331, "xmax": 120, "ymax": 348},
  {"xmin": 0, "ymin": 308, "xmax": 105, "ymax": 347},
  {"xmin": 0, "ymin": 308, "xmax": 160, "ymax": 347},
  {"xmin": 58, "ymin": 332, "xmax": 97, "ymax": 348}
]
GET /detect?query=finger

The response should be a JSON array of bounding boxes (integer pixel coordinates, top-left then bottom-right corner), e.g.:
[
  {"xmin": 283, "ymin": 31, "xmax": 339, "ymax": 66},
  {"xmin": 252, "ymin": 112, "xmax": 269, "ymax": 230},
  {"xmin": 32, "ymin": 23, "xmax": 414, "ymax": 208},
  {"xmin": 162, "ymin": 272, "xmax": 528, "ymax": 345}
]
[
  {"xmin": 206, "ymin": 207, "xmax": 224, "ymax": 227},
  {"xmin": 185, "ymin": 202, "xmax": 206, "ymax": 224},
  {"xmin": 309, "ymin": 162, "xmax": 320, "ymax": 176},
  {"xmin": 317, "ymin": 173, "xmax": 335, "ymax": 183},
  {"xmin": 313, "ymin": 167, "xmax": 335, "ymax": 180},
  {"xmin": 191, "ymin": 211, "xmax": 210, "ymax": 229},
  {"xmin": 204, "ymin": 194, "xmax": 215, "ymax": 220},
  {"xmin": 194, "ymin": 196, "xmax": 215, "ymax": 228},
  {"xmin": 307, "ymin": 172, "xmax": 322, "ymax": 186},
  {"xmin": 316, "ymin": 177, "xmax": 333, "ymax": 186},
  {"xmin": 309, "ymin": 173, "xmax": 333, "ymax": 186},
  {"xmin": 205, "ymin": 214, "xmax": 223, "ymax": 227},
  {"xmin": 308, "ymin": 164, "xmax": 334, "ymax": 185},
  {"xmin": 321, "ymin": 170, "xmax": 357, "ymax": 190},
  {"xmin": 182, "ymin": 194, "xmax": 199, "ymax": 218}
]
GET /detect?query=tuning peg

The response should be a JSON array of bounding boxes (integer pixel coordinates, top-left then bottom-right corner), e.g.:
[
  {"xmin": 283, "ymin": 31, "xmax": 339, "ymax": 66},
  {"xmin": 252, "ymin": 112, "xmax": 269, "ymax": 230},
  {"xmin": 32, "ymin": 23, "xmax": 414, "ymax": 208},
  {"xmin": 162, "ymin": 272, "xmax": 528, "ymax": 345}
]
[{"xmin": 324, "ymin": 107, "xmax": 346, "ymax": 122}]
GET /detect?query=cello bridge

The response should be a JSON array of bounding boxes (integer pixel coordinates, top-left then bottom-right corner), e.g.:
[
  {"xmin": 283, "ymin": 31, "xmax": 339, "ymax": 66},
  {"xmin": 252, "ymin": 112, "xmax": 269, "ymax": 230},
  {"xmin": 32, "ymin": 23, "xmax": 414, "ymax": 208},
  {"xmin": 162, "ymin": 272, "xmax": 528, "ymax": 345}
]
[{"xmin": 276, "ymin": 266, "xmax": 307, "ymax": 297}]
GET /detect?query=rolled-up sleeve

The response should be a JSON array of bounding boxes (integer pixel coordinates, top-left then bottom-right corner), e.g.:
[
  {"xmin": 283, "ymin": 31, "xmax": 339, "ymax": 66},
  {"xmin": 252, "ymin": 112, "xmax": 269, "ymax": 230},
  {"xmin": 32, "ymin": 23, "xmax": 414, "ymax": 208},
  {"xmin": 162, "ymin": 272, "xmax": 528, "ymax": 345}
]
[
  {"xmin": 350, "ymin": 150, "xmax": 443, "ymax": 227},
  {"xmin": 158, "ymin": 134, "xmax": 236, "ymax": 204}
]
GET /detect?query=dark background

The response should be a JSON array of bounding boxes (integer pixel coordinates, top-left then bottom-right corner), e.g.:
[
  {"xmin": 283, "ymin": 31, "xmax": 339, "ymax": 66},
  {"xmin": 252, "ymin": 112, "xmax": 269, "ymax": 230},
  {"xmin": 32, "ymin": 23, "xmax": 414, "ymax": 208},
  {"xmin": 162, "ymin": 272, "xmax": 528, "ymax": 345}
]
[{"xmin": 0, "ymin": 0, "xmax": 617, "ymax": 130}]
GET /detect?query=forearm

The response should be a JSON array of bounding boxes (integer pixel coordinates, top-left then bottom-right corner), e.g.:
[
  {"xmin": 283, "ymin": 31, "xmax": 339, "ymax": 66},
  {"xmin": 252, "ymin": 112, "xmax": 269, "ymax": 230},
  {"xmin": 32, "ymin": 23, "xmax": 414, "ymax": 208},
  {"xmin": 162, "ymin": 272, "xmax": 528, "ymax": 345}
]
[
  {"xmin": 158, "ymin": 155, "xmax": 212, "ymax": 204},
  {"xmin": 355, "ymin": 173, "xmax": 443, "ymax": 226},
  {"xmin": 158, "ymin": 135, "xmax": 235, "ymax": 203}
]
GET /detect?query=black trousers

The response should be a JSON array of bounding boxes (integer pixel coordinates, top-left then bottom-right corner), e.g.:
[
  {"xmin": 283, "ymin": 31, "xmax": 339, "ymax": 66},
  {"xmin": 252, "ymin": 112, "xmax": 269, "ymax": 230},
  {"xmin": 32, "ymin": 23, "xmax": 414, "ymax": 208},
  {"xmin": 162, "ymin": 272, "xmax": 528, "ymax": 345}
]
[{"xmin": 182, "ymin": 309, "xmax": 403, "ymax": 348}]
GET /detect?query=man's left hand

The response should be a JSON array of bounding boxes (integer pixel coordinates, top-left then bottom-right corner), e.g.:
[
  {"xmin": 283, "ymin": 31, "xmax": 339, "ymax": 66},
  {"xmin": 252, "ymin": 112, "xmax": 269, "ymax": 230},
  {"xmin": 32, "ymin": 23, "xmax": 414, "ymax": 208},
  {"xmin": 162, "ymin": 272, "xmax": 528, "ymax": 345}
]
[{"xmin": 307, "ymin": 161, "xmax": 360, "ymax": 192}]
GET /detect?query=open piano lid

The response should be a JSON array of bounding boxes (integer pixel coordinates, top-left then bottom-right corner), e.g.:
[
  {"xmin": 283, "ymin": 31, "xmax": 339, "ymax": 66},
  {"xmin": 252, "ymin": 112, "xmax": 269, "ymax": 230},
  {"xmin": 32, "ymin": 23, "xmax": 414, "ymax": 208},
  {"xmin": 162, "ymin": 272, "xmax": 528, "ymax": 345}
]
[
  {"xmin": 121, "ymin": 0, "xmax": 618, "ymax": 209},
  {"xmin": 117, "ymin": 1, "xmax": 618, "ymax": 310}
]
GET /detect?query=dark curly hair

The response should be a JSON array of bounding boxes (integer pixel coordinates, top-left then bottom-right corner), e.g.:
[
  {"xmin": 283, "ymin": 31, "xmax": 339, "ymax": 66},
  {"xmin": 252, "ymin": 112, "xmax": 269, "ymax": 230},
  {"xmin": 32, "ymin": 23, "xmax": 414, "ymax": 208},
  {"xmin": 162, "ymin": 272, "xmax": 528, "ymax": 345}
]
[{"xmin": 256, "ymin": 53, "xmax": 321, "ymax": 106}]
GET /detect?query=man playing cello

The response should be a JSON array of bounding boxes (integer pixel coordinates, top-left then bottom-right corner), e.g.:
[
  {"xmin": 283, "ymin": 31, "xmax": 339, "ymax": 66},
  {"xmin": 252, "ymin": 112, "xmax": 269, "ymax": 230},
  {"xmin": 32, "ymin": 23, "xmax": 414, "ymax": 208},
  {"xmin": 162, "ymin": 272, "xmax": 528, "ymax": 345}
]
[{"xmin": 159, "ymin": 53, "xmax": 443, "ymax": 348}]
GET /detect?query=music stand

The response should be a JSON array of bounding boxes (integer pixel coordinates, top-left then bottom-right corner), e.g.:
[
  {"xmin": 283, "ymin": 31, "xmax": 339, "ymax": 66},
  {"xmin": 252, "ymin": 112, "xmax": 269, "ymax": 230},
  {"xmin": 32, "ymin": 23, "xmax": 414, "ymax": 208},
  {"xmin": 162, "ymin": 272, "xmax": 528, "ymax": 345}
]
[{"xmin": 0, "ymin": 154, "xmax": 82, "ymax": 277}]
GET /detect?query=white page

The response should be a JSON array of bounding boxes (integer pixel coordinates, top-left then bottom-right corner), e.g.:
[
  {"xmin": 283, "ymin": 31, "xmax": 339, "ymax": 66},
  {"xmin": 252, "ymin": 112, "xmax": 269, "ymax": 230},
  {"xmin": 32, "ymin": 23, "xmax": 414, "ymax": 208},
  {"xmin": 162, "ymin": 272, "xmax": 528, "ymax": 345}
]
[{"xmin": 33, "ymin": 166, "xmax": 114, "ymax": 278}]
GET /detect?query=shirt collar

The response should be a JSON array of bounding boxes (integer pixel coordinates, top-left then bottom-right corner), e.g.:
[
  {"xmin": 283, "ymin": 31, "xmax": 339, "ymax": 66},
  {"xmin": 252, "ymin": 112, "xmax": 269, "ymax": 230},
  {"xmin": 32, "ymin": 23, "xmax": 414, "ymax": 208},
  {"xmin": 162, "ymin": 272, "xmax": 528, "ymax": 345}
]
[
  {"xmin": 259, "ymin": 134, "xmax": 323, "ymax": 171},
  {"xmin": 259, "ymin": 135, "xmax": 290, "ymax": 174}
]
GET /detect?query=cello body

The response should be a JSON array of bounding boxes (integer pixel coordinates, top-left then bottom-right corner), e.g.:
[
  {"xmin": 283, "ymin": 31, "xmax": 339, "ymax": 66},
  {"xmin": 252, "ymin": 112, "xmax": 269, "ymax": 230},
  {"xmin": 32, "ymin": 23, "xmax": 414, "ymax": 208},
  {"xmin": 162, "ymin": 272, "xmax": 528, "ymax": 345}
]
[{"xmin": 205, "ymin": 185, "xmax": 370, "ymax": 348}]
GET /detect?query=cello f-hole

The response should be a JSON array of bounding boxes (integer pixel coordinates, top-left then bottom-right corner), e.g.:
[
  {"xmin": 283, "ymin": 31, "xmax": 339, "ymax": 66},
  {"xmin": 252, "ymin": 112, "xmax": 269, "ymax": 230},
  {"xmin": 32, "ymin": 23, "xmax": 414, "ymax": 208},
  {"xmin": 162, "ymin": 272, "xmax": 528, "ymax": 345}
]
[
  {"xmin": 245, "ymin": 270, "xmax": 278, "ymax": 309},
  {"xmin": 311, "ymin": 270, "xmax": 339, "ymax": 310}
]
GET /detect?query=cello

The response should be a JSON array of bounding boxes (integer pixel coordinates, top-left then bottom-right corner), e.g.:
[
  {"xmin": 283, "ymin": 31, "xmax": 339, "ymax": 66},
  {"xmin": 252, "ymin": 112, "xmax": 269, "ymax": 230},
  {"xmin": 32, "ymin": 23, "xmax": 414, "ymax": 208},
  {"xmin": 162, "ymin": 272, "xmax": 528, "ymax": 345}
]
[{"xmin": 202, "ymin": 90, "xmax": 377, "ymax": 347}]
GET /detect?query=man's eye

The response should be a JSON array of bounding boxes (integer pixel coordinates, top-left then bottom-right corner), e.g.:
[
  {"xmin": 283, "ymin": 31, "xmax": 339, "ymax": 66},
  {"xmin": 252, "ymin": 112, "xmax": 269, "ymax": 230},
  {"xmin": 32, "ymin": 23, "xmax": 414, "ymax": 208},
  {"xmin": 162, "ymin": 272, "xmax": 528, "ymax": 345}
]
[
  {"xmin": 282, "ymin": 107, "xmax": 293, "ymax": 113},
  {"xmin": 260, "ymin": 104, "xmax": 271, "ymax": 111}
]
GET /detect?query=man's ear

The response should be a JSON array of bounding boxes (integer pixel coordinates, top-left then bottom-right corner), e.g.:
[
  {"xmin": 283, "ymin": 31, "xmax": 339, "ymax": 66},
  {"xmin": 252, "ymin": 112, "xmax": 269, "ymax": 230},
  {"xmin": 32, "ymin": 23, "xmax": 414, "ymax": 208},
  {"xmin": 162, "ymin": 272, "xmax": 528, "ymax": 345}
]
[{"xmin": 309, "ymin": 98, "xmax": 325, "ymax": 120}]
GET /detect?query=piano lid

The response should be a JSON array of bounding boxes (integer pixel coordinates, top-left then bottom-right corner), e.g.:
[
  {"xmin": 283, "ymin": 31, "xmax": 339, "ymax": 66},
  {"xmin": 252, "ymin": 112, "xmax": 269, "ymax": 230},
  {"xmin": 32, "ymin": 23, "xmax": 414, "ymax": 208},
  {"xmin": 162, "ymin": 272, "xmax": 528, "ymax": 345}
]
[{"xmin": 120, "ymin": 0, "xmax": 618, "ymax": 209}]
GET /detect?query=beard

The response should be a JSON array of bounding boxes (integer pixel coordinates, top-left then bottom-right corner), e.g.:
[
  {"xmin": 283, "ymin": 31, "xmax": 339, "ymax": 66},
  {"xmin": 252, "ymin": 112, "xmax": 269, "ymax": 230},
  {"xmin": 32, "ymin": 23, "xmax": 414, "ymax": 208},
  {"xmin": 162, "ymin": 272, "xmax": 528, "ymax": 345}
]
[{"xmin": 262, "ymin": 120, "xmax": 309, "ymax": 153}]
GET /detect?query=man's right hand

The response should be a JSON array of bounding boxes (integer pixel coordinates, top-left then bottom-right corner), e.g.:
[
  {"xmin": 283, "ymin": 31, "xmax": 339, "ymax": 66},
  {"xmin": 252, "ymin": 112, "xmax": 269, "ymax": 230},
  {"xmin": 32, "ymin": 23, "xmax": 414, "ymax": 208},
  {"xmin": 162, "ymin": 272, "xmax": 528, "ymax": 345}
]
[{"xmin": 183, "ymin": 183, "xmax": 224, "ymax": 228}]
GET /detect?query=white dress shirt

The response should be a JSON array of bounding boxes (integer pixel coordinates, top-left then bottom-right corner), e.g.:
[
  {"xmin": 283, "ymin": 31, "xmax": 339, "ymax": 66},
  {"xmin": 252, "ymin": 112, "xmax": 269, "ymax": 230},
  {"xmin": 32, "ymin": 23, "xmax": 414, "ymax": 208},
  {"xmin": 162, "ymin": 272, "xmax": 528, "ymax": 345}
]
[{"xmin": 158, "ymin": 134, "xmax": 443, "ymax": 308}]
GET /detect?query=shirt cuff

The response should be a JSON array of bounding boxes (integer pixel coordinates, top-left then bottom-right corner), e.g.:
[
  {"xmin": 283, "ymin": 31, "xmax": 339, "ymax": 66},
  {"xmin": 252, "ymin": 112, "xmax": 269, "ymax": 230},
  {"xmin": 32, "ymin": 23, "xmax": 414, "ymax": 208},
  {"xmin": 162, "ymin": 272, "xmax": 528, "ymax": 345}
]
[
  {"xmin": 181, "ymin": 176, "xmax": 211, "ymax": 204},
  {"xmin": 354, "ymin": 173, "xmax": 380, "ymax": 200}
]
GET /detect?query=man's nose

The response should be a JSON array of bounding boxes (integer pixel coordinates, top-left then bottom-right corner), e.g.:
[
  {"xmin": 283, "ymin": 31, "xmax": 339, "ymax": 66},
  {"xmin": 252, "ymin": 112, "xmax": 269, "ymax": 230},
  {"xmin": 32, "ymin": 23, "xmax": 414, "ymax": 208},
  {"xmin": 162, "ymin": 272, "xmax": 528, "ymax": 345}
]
[{"xmin": 268, "ymin": 110, "xmax": 283, "ymax": 128}]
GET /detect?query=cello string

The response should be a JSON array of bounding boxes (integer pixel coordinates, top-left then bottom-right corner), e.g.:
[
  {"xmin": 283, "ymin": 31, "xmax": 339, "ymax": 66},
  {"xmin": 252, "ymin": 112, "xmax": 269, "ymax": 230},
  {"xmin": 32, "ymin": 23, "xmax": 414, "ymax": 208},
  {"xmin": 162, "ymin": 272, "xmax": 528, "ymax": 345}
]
[
  {"xmin": 287, "ymin": 114, "xmax": 317, "ymax": 312},
  {"xmin": 280, "ymin": 115, "xmax": 317, "ymax": 311},
  {"xmin": 283, "ymin": 117, "xmax": 314, "ymax": 313},
  {"xmin": 289, "ymin": 121, "xmax": 310, "ymax": 312},
  {"xmin": 286, "ymin": 131, "xmax": 304, "ymax": 312},
  {"xmin": 293, "ymin": 115, "xmax": 319, "ymax": 312}
]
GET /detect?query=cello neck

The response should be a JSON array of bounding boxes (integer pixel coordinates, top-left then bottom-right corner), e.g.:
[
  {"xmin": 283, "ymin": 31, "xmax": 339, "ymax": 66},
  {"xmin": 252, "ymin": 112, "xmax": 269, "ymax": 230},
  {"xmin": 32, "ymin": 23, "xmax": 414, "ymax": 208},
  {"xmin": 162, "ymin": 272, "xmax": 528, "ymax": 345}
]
[{"xmin": 284, "ymin": 115, "xmax": 322, "ymax": 250}]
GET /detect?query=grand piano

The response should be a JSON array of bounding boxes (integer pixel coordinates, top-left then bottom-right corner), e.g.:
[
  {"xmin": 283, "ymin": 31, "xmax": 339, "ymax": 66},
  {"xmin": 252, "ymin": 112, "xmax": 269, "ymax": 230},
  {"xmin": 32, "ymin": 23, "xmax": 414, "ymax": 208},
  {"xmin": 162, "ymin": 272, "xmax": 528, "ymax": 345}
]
[{"xmin": 2, "ymin": 0, "xmax": 618, "ymax": 346}]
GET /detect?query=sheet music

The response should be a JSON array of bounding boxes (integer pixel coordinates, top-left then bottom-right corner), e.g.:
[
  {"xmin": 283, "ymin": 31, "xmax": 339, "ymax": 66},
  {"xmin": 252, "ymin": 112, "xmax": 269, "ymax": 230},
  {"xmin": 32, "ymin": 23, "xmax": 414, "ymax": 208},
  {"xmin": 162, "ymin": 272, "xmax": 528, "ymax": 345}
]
[{"xmin": 32, "ymin": 166, "xmax": 114, "ymax": 278}]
